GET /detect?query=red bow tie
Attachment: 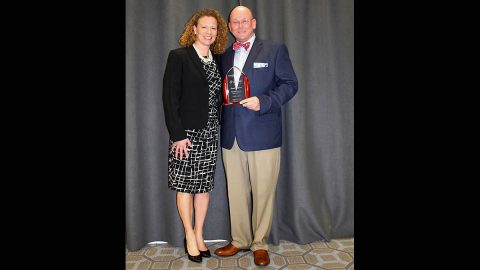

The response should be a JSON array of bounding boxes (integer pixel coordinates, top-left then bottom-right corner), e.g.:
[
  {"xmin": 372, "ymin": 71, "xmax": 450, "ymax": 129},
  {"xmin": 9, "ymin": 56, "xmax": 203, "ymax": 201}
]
[{"xmin": 233, "ymin": 41, "xmax": 250, "ymax": 51}]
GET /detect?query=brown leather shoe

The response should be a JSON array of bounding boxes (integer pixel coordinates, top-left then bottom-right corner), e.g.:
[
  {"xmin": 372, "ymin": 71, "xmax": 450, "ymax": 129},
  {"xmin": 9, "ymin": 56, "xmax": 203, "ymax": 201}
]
[
  {"xmin": 253, "ymin": 249, "xmax": 270, "ymax": 266},
  {"xmin": 214, "ymin": 243, "xmax": 249, "ymax": 257}
]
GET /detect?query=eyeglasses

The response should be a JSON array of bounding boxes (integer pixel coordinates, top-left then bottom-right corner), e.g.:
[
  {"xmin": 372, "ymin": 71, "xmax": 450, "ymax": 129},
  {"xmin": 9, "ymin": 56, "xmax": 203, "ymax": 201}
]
[{"xmin": 230, "ymin": 19, "xmax": 252, "ymax": 27}]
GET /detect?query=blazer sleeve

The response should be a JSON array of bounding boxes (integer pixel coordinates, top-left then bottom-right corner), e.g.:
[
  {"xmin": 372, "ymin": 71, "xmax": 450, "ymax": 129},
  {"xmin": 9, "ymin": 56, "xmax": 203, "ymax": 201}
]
[
  {"xmin": 162, "ymin": 50, "xmax": 187, "ymax": 141},
  {"xmin": 258, "ymin": 44, "xmax": 298, "ymax": 114}
]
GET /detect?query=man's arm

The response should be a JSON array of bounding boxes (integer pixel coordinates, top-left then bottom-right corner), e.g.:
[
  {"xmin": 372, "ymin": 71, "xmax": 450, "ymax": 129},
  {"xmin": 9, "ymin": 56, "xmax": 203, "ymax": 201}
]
[{"xmin": 257, "ymin": 44, "xmax": 298, "ymax": 114}]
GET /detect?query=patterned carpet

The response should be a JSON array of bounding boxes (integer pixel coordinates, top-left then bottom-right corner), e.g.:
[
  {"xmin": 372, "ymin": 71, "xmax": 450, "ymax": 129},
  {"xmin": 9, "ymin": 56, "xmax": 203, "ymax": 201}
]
[{"xmin": 126, "ymin": 238, "xmax": 354, "ymax": 269}]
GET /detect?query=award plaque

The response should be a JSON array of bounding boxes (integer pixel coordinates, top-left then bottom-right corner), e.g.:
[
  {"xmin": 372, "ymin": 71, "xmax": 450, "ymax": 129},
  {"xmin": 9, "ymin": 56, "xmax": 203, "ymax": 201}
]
[{"xmin": 222, "ymin": 66, "xmax": 250, "ymax": 105}]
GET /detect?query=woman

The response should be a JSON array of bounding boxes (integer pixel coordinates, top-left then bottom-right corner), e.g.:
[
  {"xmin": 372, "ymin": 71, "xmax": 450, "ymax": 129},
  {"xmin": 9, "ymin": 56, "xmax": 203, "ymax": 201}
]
[{"xmin": 162, "ymin": 8, "xmax": 227, "ymax": 263}]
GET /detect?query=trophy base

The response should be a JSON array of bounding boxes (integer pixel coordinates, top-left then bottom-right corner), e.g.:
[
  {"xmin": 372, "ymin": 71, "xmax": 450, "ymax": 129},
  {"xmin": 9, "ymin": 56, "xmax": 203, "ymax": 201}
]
[{"xmin": 223, "ymin": 101, "xmax": 242, "ymax": 106}]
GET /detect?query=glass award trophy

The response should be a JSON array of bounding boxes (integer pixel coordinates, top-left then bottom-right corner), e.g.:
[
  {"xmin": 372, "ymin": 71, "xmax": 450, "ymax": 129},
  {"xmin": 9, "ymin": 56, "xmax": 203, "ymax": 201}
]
[{"xmin": 222, "ymin": 66, "xmax": 250, "ymax": 105}]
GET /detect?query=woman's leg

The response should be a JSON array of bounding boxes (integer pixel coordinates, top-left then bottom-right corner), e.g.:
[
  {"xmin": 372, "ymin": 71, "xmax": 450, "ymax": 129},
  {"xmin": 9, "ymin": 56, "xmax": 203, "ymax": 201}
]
[
  {"xmin": 193, "ymin": 192, "xmax": 210, "ymax": 250},
  {"xmin": 177, "ymin": 192, "xmax": 199, "ymax": 255}
]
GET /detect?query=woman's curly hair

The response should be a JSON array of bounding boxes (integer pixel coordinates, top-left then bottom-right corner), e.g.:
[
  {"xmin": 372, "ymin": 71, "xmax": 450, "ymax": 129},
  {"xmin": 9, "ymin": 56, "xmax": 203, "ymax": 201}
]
[{"xmin": 179, "ymin": 8, "xmax": 228, "ymax": 54}]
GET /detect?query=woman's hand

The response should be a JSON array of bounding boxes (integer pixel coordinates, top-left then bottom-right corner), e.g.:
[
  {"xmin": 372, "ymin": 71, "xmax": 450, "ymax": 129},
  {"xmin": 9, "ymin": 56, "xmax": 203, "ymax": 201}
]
[{"xmin": 171, "ymin": 138, "xmax": 193, "ymax": 160}]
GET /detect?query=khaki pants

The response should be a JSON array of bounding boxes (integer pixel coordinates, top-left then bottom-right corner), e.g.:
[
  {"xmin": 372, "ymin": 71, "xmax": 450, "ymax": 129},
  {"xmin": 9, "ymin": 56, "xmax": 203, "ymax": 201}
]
[{"xmin": 222, "ymin": 139, "xmax": 281, "ymax": 251}]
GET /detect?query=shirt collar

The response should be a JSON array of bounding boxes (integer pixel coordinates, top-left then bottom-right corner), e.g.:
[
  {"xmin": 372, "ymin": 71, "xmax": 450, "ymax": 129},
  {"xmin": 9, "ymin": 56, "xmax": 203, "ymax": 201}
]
[{"xmin": 235, "ymin": 34, "xmax": 256, "ymax": 52}]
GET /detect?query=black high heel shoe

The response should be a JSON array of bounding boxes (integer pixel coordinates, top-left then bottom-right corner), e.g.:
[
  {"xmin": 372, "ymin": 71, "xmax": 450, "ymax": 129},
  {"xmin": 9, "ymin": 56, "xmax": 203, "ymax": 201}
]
[
  {"xmin": 184, "ymin": 238, "xmax": 202, "ymax": 263},
  {"xmin": 199, "ymin": 248, "xmax": 211, "ymax": 257}
]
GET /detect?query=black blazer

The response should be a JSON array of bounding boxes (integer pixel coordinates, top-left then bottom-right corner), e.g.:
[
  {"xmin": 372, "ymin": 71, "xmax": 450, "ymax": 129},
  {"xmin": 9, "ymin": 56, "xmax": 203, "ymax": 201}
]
[{"xmin": 162, "ymin": 46, "xmax": 222, "ymax": 141}]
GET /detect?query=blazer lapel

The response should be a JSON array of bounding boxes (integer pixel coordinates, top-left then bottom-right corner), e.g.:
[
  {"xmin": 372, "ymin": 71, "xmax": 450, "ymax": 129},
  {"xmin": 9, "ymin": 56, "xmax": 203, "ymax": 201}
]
[
  {"xmin": 225, "ymin": 46, "xmax": 235, "ymax": 71},
  {"xmin": 186, "ymin": 46, "xmax": 208, "ymax": 85},
  {"xmin": 243, "ymin": 38, "xmax": 263, "ymax": 76}
]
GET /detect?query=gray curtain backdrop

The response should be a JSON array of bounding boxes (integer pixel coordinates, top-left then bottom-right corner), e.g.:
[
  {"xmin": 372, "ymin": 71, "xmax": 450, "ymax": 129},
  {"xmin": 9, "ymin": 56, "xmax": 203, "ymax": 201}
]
[{"xmin": 126, "ymin": 0, "xmax": 353, "ymax": 251}]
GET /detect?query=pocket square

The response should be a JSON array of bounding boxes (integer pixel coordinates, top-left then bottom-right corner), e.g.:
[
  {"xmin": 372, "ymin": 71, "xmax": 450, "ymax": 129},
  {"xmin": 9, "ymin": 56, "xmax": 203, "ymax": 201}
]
[{"xmin": 253, "ymin": 62, "xmax": 268, "ymax": 68}]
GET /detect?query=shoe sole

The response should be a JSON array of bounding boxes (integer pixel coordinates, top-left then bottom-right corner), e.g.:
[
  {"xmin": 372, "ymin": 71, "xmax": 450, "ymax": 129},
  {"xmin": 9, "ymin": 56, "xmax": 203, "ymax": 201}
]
[{"xmin": 214, "ymin": 249, "xmax": 250, "ymax": 256}]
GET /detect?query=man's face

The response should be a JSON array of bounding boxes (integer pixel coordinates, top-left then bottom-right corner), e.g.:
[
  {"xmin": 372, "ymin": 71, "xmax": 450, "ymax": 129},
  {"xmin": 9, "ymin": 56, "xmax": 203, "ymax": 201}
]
[{"xmin": 228, "ymin": 8, "xmax": 256, "ymax": 43}]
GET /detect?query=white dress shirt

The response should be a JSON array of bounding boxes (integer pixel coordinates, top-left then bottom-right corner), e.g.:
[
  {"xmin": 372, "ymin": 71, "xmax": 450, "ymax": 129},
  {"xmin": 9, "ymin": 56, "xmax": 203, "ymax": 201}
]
[{"xmin": 233, "ymin": 35, "xmax": 256, "ymax": 88}]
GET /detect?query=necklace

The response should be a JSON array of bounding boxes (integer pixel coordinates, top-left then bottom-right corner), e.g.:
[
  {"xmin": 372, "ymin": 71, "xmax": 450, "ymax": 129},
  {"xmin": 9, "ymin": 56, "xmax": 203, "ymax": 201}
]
[{"xmin": 193, "ymin": 43, "xmax": 212, "ymax": 64}]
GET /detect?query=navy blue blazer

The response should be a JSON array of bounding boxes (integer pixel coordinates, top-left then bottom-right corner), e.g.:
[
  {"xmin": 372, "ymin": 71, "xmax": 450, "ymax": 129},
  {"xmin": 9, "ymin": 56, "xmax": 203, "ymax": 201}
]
[
  {"xmin": 163, "ymin": 46, "xmax": 222, "ymax": 142},
  {"xmin": 220, "ymin": 38, "xmax": 298, "ymax": 151}
]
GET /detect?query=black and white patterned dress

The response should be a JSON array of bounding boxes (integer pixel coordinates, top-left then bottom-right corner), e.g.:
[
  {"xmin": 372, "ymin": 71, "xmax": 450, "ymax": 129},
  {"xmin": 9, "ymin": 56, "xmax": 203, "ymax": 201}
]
[{"xmin": 168, "ymin": 58, "xmax": 221, "ymax": 194}]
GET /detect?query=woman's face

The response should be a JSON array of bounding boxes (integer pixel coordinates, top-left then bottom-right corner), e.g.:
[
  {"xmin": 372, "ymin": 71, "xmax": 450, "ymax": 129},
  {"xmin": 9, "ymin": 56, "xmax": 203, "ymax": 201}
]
[{"xmin": 193, "ymin": 16, "xmax": 218, "ymax": 47}]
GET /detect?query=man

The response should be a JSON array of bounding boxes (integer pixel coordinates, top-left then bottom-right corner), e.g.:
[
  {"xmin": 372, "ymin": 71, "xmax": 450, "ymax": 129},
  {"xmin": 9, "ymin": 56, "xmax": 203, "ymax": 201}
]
[{"xmin": 214, "ymin": 6, "xmax": 298, "ymax": 266}]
